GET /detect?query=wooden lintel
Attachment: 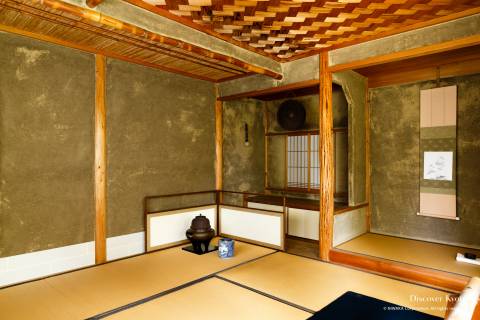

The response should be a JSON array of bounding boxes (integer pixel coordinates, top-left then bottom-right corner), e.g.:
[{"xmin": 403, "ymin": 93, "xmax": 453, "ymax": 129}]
[
  {"xmin": 328, "ymin": 35, "xmax": 480, "ymax": 73},
  {"xmin": 219, "ymin": 79, "xmax": 320, "ymax": 101},
  {"xmin": 33, "ymin": 0, "xmax": 282, "ymax": 80},
  {"xmin": 364, "ymin": 57, "xmax": 480, "ymax": 88},
  {"xmin": 319, "ymin": 51, "xmax": 334, "ymax": 261},
  {"xmin": 94, "ymin": 54, "xmax": 107, "ymax": 264},
  {"xmin": 86, "ymin": 0, "xmax": 103, "ymax": 8}
]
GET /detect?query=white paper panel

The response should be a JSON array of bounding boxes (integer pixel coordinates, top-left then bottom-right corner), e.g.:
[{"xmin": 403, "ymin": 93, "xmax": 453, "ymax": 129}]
[
  {"xmin": 247, "ymin": 202, "xmax": 283, "ymax": 212},
  {"xmin": 219, "ymin": 206, "xmax": 283, "ymax": 248},
  {"xmin": 288, "ymin": 208, "xmax": 319, "ymax": 240},
  {"xmin": 148, "ymin": 205, "xmax": 216, "ymax": 250}
]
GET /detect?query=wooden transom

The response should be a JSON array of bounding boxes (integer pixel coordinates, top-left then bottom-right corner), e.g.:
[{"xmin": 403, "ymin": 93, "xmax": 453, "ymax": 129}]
[{"xmin": 139, "ymin": 0, "xmax": 480, "ymax": 60}]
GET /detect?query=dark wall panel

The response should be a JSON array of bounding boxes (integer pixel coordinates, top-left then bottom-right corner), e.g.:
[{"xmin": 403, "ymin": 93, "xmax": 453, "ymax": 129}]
[
  {"xmin": 0, "ymin": 33, "xmax": 95, "ymax": 257},
  {"xmin": 106, "ymin": 59, "xmax": 216, "ymax": 237}
]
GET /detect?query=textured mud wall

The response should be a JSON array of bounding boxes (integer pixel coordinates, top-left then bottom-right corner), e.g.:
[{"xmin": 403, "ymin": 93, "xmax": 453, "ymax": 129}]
[
  {"xmin": 370, "ymin": 73, "xmax": 480, "ymax": 247},
  {"xmin": 333, "ymin": 71, "xmax": 367, "ymax": 205},
  {"xmin": 106, "ymin": 59, "xmax": 215, "ymax": 237},
  {"xmin": 0, "ymin": 33, "xmax": 95, "ymax": 257},
  {"xmin": 223, "ymin": 99, "xmax": 265, "ymax": 192}
]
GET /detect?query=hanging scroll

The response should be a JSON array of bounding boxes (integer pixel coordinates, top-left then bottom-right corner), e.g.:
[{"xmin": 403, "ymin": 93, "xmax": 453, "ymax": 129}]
[{"xmin": 418, "ymin": 85, "xmax": 458, "ymax": 220}]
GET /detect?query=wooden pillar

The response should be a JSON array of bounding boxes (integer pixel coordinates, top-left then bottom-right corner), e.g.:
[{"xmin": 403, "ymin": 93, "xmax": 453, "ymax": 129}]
[
  {"xmin": 215, "ymin": 86, "xmax": 223, "ymax": 195},
  {"xmin": 319, "ymin": 51, "xmax": 334, "ymax": 261},
  {"xmin": 94, "ymin": 54, "xmax": 107, "ymax": 264}
]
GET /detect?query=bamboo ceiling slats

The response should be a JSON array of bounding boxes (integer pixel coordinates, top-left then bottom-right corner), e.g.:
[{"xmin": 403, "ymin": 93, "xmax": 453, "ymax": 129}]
[
  {"xmin": 132, "ymin": 0, "xmax": 480, "ymax": 60},
  {"xmin": 0, "ymin": 0, "xmax": 269, "ymax": 82}
]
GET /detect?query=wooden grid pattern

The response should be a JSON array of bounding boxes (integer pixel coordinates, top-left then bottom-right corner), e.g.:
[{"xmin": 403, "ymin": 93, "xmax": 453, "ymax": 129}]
[
  {"xmin": 287, "ymin": 134, "xmax": 319, "ymax": 190},
  {"xmin": 139, "ymin": 0, "xmax": 480, "ymax": 59},
  {"xmin": 0, "ymin": 0, "xmax": 249, "ymax": 82}
]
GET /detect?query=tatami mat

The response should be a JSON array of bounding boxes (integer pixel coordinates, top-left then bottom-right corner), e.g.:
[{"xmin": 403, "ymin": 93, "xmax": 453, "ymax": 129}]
[
  {"xmin": 0, "ymin": 239, "xmax": 274, "ymax": 320},
  {"xmin": 337, "ymin": 233, "xmax": 480, "ymax": 277},
  {"xmin": 109, "ymin": 277, "xmax": 311, "ymax": 320},
  {"xmin": 219, "ymin": 252, "xmax": 449, "ymax": 317}
]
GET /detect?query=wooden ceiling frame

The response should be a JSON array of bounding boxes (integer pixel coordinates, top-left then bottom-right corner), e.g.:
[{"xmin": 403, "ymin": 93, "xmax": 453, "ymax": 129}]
[
  {"xmin": 124, "ymin": 0, "xmax": 283, "ymax": 62},
  {"xmin": 289, "ymin": 6, "xmax": 480, "ymax": 62},
  {"xmin": 35, "ymin": 0, "xmax": 282, "ymax": 79},
  {"xmin": 2, "ymin": 1, "xmax": 247, "ymax": 78},
  {"xmin": 0, "ymin": 0, "xmax": 283, "ymax": 82},
  {"xmin": 126, "ymin": 0, "xmax": 480, "ymax": 61}
]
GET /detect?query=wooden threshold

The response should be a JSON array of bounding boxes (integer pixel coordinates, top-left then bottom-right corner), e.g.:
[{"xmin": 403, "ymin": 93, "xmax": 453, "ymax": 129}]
[{"xmin": 329, "ymin": 249, "xmax": 469, "ymax": 293}]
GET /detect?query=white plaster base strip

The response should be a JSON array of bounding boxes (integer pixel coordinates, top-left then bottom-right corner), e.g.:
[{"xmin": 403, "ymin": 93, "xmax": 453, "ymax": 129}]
[
  {"xmin": 106, "ymin": 231, "xmax": 145, "ymax": 261},
  {"xmin": 0, "ymin": 231, "xmax": 147, "ymax": 287},
  {"xmin": 0, "ymin": 241, "xmax": 94, "ymax": 287}
]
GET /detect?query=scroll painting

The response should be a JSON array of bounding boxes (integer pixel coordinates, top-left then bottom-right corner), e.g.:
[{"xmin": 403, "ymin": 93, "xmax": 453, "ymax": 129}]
[{"xmin": 418, "ymin": 85, "xmax": 457, "ymax": 219}]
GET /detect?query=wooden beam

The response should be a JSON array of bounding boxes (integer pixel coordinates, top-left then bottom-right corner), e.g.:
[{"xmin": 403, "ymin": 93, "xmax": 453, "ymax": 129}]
[
  {"xmin": 364, "ymin": 58, "xmax": 480, "ymax": 88},
  {"xmin": 215, "ymin": 86, "xmax": 223, "ymax": 192},
  {"xmin": 329, "ymin": 249, "xmax": 469, "ymax": 293},
  {"xmin": 94, "ymin": 54, "xmax": 107, "ymax": 264},
  {"xmin": 219, "ymin": 79, "xmax": 320, "ymax": 101},
  {"xmin": 86, "ymin": 0, "xmax": 103, "ymax": 8},
  {"xmin": 328, "ymin": 35, "xmax": 480, "ymax": 73},
  {"xmin": 319, "ymin": 51, "xmax": 334, "ymax": 261},
  {"xmin": 32, "ymin": 0, "xmax": 282, "ymax": 80}
]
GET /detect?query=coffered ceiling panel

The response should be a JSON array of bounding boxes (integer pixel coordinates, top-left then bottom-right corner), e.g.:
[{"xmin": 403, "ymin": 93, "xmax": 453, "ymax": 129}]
[{"xmin": 131, "ymin": 0, "xmax": 480, "ymax": 60}]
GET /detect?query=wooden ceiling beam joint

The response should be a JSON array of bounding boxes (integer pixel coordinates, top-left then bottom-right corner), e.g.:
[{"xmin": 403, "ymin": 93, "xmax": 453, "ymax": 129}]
[{"xmin": 86, "ymin": 0, "xmax": 104, "ymax": 9}]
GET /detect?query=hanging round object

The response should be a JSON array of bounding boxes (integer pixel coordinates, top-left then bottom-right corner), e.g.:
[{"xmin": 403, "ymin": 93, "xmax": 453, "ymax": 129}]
[{"xmin": 277, "ymin": 99, "xmax": 306, "ymax": 131}]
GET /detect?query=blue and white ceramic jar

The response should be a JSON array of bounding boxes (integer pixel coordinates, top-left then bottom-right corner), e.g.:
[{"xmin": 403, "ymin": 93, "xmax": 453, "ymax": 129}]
[{"xmin": 218, "ymin": 238, "xmax": 234, "ymax": 259}]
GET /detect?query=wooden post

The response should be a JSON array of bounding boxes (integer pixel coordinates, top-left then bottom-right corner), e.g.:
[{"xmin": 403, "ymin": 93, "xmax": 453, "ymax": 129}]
[
  {"xmin": 94, "ymin": 54, "xmax": 107, "ymax": 264},
  {"xmin": 319, "ymin": 51, "xmax": 334, "ymax": 261},
  {"xmin": 215, "ymin": 86, "xmax": 223, "ymax": 199}
]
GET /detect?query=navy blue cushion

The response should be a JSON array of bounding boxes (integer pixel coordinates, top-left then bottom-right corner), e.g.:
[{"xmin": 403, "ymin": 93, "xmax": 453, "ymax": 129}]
[{"xmin": 307, "ymin": 291, "xmax": 442, "ymax": 320}]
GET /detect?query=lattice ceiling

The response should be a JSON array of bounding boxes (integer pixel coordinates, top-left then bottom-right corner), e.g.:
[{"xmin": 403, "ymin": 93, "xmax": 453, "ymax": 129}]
[{"xmin": 137, "ymin": 0, "xmax": 480, "ymax": 60}]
